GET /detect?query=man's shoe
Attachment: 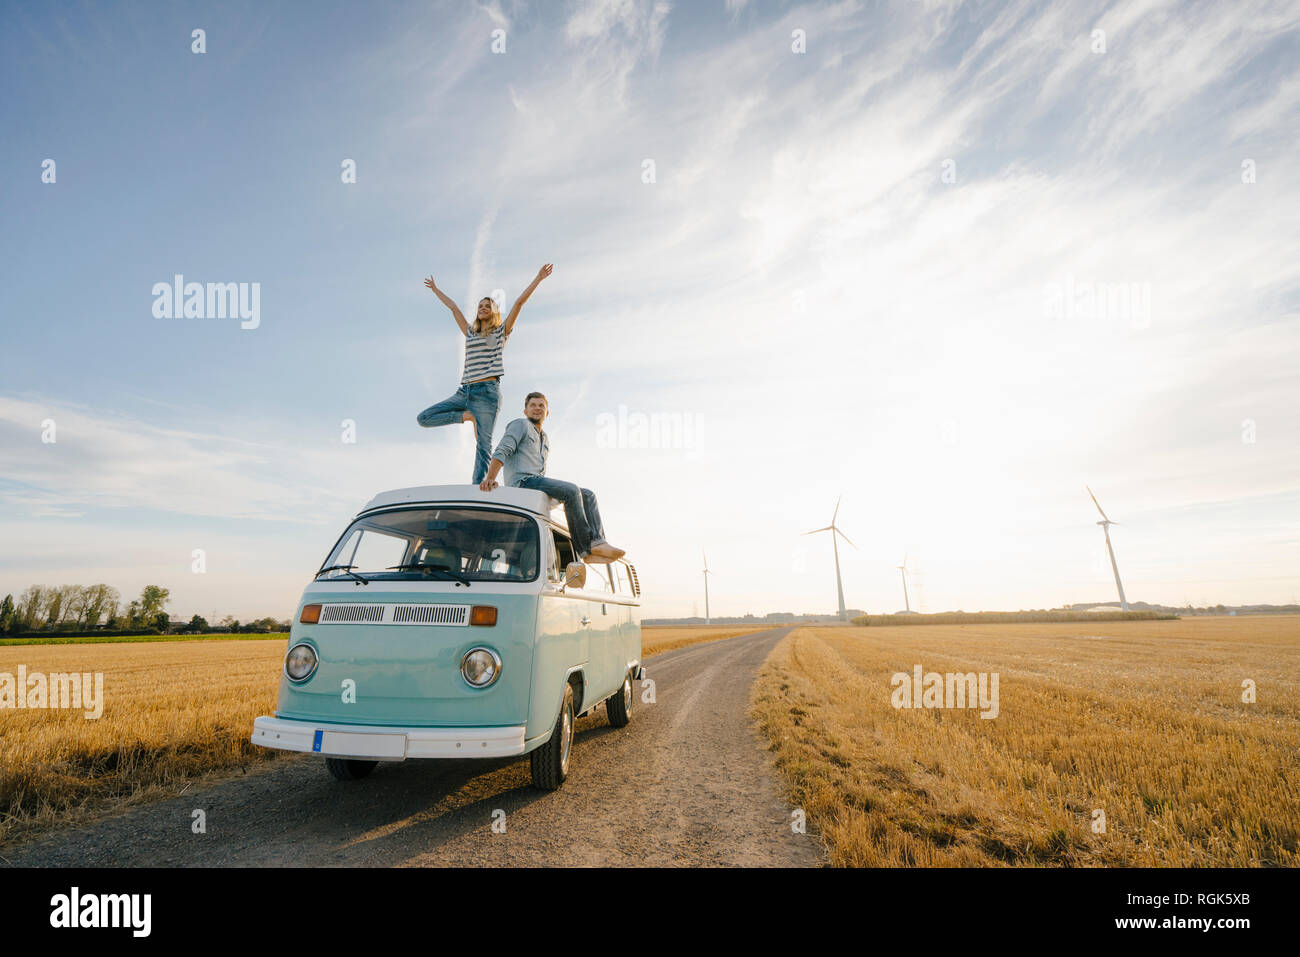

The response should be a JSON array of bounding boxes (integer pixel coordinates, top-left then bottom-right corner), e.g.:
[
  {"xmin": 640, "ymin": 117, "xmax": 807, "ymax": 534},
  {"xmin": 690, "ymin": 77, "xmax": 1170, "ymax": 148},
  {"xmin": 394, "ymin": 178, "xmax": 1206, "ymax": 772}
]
[{"xmin": 588, "ymin": 542, "xmax": 626, "ymax": 561}]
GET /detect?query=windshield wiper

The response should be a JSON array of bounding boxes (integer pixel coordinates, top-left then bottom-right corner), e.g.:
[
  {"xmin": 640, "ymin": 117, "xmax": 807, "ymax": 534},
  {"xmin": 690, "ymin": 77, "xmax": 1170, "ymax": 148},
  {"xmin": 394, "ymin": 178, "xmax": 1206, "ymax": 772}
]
[
  {"xmin": 316, "ymin": 564, "xmax": 370, "ymax": 585},
  {"xmin": 386, "ymin": 563, "xmax": 472, "ymax": 586}
]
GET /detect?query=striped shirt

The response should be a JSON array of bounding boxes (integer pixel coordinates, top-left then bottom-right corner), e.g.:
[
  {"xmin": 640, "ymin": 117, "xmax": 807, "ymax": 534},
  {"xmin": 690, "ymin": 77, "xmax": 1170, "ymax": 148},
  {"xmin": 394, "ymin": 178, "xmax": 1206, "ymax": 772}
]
[{"xmin": 461, "ymin": 323, "xmax": 508, "ymax": 384}]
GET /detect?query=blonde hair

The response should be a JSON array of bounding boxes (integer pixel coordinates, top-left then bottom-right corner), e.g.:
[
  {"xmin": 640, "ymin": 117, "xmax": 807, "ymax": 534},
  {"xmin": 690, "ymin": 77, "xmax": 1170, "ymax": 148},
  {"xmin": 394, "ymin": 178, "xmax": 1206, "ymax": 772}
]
[{"xmin": 472, "ymin": 297, "xmax": 502, "ymax": 336}]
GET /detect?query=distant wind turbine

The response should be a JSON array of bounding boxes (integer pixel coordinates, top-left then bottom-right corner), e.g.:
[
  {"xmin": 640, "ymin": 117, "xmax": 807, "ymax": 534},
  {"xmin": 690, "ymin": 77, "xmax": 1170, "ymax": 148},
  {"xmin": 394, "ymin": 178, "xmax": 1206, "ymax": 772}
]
[
  {"xmin": 1087, "ymin": 486, "xmax": 1129, "ymax": 611},
  {"xmin": 897, "ymin": 553, "xmax": 911, "ymax": 613},
  {"xmin": 803, "ymin": 496, "xmax": 857, "ymax": 621},
  {"xmin": 702, "ymin": 549, "xmax": 712, "ymax": 625}
]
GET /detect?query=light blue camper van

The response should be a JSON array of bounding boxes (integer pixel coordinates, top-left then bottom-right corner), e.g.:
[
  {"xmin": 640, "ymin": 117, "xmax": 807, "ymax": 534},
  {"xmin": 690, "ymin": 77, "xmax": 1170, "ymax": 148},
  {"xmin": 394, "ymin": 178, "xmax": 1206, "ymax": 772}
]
[{"xmin": 251, "ymin": 485, "xmax": 642, "ymax": 790}]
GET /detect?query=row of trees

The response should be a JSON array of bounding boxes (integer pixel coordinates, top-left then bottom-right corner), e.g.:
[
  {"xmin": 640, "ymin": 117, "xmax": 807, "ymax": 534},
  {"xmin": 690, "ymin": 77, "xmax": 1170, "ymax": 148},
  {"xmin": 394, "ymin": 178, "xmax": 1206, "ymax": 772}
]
[
  {"xmin": 208, "ymin": 616, "xmax": 291, "ymax": 634},
  {"xmin": 0, "ymin": 585, "xmax": 290, "ymax": 636},
  {"xmin": 0, "ymin": 584, "xmax": 172, "ymax": 634},
  {"xmin": 175, "ymin": 614, "xmax": 289, "ymax": 634}
]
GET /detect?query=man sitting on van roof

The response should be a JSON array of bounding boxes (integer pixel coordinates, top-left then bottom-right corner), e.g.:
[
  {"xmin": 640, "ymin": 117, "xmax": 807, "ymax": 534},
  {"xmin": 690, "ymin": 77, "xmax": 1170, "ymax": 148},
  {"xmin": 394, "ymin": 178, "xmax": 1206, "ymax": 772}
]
[{"xmin": 480, "ymin": 391, "xmax": 627, "ymax": 563}]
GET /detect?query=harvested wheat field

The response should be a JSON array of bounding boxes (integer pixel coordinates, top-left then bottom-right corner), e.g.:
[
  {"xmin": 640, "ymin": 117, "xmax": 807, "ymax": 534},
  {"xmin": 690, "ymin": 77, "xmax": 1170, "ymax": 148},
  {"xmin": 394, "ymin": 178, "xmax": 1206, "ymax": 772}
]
[
  {"xmin": 641, "ymin": 625, "xmax": 768, "ymax": 657},
  {"xmin": 0, "ymin": 638, "xmax": 287, "ymax": 845},
  {"xmin": 751, "ymin": 616, "xmax": 1300, "ymax": 867}
]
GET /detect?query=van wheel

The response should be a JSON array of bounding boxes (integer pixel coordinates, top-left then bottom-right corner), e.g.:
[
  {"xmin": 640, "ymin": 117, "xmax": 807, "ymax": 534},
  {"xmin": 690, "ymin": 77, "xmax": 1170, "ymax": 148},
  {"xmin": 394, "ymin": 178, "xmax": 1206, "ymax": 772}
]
[
  {"xmin": 326, "ymin": 758, "xmax": 377, "ymax": 781},
  {"xmin": 606, "ymin": 672, "xmax": 633, "ymax": 728},
  {"xmin": 530, "ymin": 683, "xmax": 574, "ymax": 790}
]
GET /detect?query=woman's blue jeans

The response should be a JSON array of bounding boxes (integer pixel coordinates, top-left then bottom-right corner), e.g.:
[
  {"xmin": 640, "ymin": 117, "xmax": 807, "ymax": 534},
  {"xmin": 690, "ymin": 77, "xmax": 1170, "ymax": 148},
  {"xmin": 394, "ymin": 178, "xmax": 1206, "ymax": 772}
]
[{"xmin": 416, "ymin": 378, "xmax": 501, "ymax": 483}]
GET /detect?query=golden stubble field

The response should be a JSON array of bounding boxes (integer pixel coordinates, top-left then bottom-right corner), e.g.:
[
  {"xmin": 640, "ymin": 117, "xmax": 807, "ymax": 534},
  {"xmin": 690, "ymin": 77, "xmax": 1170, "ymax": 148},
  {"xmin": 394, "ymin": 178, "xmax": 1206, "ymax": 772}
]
[
  {"xmin": 751, "ymin": 616, "xmax": 1300, "ymax": 866},
  {"xmin": 0, "ymin": 638, "xmax": 287, "ymax": 845},
  {"xmin": 641, "ymin": 625, "xmax": 771, "ymax": 657}
]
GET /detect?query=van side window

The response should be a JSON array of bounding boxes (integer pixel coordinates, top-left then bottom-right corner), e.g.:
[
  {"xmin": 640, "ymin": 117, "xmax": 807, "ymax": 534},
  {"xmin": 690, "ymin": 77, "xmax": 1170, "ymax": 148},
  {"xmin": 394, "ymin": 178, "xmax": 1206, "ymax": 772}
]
[
  {"xmin": 551, "ymin": 529, "xmax": 576, "ymax": 576},
  {"xmin": 613, "ymin": 562, "xmax": 632, "ymax": 595},
  {"xmin": 543, "ymin": 533, "xmax": 559, "ymax": 581},
  {"xmin": 586, "ymin": 563, "xmax": 611, "ymax": 593}
]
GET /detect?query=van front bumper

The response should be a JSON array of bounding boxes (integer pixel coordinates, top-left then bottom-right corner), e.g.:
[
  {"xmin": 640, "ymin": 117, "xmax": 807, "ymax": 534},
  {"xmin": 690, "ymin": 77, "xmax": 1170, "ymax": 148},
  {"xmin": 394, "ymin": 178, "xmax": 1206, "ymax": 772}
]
[{"xmin": 251, "ymin": 716, "xmax": 527, "ymax": 760}]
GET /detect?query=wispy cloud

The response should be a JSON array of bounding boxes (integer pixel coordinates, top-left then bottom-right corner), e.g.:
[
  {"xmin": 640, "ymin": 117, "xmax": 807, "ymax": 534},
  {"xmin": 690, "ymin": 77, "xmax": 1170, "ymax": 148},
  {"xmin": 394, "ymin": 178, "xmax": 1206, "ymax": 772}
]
[{"xmin": 0, "ymin": 396, "xmax": 469, "ymax": 524}]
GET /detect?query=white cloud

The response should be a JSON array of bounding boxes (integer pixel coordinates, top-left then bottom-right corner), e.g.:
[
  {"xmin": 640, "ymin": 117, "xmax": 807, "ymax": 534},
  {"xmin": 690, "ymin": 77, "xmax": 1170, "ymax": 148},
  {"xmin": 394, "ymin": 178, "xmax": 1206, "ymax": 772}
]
[{"xmin": 0, "ymin": 395, "xmax": 475, "ymax": 524}]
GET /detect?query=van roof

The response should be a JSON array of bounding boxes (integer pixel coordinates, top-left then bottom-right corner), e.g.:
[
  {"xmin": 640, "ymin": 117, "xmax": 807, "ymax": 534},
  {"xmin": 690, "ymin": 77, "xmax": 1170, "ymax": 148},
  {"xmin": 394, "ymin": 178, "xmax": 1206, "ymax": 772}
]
[{"xmin": 359, "ymin": 484, "xmax": 564, "ymax": 524}]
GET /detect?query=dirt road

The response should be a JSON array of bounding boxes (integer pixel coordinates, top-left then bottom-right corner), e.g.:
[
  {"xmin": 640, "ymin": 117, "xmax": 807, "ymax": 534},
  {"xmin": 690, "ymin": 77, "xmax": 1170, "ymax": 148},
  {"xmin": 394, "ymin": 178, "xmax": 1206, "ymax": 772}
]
[{"xmin": 5, "ymin": 627, "xmax": 825, "ymax": 867}]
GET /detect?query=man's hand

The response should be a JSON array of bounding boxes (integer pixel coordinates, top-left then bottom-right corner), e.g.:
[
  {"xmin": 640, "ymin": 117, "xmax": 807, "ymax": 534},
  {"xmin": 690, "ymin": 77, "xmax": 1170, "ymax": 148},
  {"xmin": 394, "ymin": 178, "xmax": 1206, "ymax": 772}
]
[
  {"xmin": 480, "ymin": 458, "xmax": 504, "ymax": 492},
  {"xmin": 424, "ymin": 275, "xmax": 438, "ymax": 292},
  {"xmin": 536, "ymin": 263, "xmax": 553, "ymax": 282}
]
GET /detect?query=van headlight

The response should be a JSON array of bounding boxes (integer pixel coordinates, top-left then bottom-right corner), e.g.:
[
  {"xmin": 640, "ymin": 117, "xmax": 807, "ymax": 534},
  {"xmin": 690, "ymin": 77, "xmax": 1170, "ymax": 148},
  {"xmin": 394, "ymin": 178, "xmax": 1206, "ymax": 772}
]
[
  {"xmin": 285, "ymin": 643, "xmax": 318, "ymax": 682},
  {"xmin": 461, "ymin": 647, "xmax": 501, "ymax": 688}
]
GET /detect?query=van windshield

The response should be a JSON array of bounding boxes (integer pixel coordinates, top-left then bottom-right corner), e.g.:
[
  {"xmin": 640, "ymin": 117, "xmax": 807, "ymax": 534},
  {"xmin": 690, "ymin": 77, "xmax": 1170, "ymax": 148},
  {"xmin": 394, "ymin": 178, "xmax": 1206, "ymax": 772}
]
[{"xmin": 318, "ymin": 507, "xmax": 540, "ymax": 583}]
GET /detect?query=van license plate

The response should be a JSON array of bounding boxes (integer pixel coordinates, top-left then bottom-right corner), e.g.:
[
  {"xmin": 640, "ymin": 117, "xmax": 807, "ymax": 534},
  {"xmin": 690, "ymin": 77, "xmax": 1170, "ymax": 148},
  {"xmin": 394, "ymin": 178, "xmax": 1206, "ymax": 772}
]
[{"xmin": 318, "ymin": 731, "xmax": 407, "ymax": 758}]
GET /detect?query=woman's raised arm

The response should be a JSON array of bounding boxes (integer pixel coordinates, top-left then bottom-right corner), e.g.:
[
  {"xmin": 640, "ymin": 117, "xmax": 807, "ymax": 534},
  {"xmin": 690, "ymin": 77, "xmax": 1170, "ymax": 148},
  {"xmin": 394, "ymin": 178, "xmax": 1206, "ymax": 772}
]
[
  {"xmin": 504, "ymin": 263, "xmax": 553, "ymax": 336},
  {"xmin": 424, "ymin": 275, "xmax": 469, "ymax": 335}
]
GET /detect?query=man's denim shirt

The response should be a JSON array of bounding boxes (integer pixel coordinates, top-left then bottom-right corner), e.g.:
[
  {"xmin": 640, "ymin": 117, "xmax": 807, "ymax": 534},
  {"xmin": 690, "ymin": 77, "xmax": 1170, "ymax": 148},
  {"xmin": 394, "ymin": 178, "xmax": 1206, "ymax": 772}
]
[{"xmin": 492, "ymin": 417, "xmax": 549, "ymax": 486}]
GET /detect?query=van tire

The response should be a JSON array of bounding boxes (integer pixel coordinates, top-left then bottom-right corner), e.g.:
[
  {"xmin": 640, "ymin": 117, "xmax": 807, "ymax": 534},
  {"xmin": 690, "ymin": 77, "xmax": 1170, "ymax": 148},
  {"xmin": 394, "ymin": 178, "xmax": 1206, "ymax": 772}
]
[
  {"xmin": 606, "ymin": 672, "xmax": 633, "ymax": 728},
  {"xmin": 325, "ymin": 758, "xmax": 378, "ymax": 781},
  {"xmin": 530, "ymin": 683, "xmax": 575, "ymax": 790}
]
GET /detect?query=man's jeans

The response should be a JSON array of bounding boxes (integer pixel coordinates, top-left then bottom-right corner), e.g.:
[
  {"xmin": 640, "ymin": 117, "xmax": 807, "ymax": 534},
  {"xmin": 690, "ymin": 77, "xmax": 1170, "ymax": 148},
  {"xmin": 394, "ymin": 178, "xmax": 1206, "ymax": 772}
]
[
  {"xmin": 514, "ymin": 475, "xmax": 607, "ymax": 557},
  {"xmin": 416, "ymin": 378, "xmax": 501, "ymax": 483}
]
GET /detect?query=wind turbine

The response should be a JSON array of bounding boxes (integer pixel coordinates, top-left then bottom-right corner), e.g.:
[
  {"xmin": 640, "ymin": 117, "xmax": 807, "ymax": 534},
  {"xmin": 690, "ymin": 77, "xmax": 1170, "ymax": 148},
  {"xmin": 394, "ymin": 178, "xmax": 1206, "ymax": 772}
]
[
  {"xmin": 1087, "ymin": 486, "xmax": 1129, "ymax": 611},
  {"xmin": 803, "ymin": 496, "xmax": 857, "ymax": 621},
  {"xmin": 702, "ymin": 550, "xmax": 712, "ymax": 625},
  {"xmin": 897, "ymin": 553, "xmax": 911, "ymax": 613}
]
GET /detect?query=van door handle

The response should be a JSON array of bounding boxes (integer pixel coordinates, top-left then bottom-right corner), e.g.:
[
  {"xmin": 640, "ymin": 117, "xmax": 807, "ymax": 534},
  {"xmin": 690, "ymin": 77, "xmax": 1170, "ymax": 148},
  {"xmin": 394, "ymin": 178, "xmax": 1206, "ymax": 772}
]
[{"xmin": 580, "ymin": 616, "xmax": 591, "ymax": 626}]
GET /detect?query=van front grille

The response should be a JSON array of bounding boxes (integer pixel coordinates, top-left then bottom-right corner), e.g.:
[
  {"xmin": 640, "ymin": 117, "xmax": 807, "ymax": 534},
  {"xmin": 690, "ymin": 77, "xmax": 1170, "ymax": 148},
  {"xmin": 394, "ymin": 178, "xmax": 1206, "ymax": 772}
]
[
  {"xmin": 314, "ymin": 603, "xmax": 469, "ymax": 626},
  {"xmin": 320, "ymin": 604, "xmax": 385, "ymax": 623},
  {"xmin": 391, "ymin": 604, "xmax": 469, "ymax": 626}
]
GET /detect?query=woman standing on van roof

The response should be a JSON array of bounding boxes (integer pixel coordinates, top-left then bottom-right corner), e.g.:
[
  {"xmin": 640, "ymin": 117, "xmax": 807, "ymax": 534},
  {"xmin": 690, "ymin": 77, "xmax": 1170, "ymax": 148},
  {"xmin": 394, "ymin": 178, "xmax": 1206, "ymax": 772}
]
[{"xmin": 417, "ymin": 263, "xmax": 553, "ymax": 483}]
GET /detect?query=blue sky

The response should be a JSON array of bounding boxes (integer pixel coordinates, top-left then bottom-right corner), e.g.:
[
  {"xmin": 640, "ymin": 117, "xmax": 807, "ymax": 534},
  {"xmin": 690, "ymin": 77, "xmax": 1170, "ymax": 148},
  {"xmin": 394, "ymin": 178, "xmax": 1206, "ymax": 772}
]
[{"xmin": 2, "ymin": 0, "xmax": 1298, "ymax": 620}]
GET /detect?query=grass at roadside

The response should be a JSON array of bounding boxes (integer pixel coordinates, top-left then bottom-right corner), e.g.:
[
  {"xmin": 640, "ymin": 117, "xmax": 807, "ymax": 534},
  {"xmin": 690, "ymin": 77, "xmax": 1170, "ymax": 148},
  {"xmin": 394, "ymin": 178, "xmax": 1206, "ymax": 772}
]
[
  {"xmin": 0, "ymin": 632, "xmax": 287, "ymax": 647},
  {"xmin": 0, "ymin": 638, "xmax": 286, "ymax": 846},
  {"xmin": 642, "ymin": 625, "xmax": 770, "ymax": 657},
  {"xmin": 751, "ymin": 617, "xmax": 1300, "ymax": 866}
]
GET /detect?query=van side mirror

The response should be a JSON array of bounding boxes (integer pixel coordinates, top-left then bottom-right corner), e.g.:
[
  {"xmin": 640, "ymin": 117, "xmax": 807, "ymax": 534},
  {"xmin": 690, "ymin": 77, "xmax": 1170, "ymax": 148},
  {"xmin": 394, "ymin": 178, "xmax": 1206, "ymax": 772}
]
[{"xmin": 564, "ymin": 562, "xmax": 587, "ymax": 590}]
